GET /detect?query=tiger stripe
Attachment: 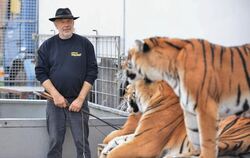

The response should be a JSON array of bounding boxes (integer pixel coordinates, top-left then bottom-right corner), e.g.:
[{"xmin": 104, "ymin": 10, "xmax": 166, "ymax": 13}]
[{"xmin": 126, "ymin": 36, "xmax": 250, "ymax": 158}]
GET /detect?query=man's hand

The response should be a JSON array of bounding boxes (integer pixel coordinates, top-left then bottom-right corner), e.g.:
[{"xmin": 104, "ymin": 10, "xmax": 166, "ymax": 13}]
[
  {"xmin": 42, "ymin": 79, "xmax": 68, "ymax": 108},
  {"xmin": 52, "ymin": 93, "xmax": 68, "ymax": 108},
  {"xmin": 69, "ymin": 97, "xmax": 84, "ymax": 112}
]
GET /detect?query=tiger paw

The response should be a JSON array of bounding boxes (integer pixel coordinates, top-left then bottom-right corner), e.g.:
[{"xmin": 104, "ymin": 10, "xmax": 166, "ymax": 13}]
[
  {"xmin": 163, "ymin": 153, "xmax": 199, "ymax": 158},
  {"xmin": 164, "ymin": 155, "xmax": 198, "ymax": 158},
  {"xmin": 99, "ymin": 153, "xmax": 107, "ymax": 158}
]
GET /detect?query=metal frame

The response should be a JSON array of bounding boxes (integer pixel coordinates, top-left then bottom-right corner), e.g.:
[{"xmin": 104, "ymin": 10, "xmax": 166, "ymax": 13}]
[
  {"xmin": 0, "ymin": 0, "xmax": 122, "ymax": 108},
  {"xmin": 33, "ymin": 34, "xmax": 122, "ymax": 107},
  {"xmin": 1, "ymin": 33, "xmax": 122, "ymax": 108}
]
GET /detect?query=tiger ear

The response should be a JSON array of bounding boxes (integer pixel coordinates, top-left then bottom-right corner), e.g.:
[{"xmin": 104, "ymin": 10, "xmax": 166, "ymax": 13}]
[
  {"xmin": 135, "ymin": 40, "xmax": 150, "ymax": 53},
  {"xmin": 135, "ymin": 40, "xmax": 143, "ymax": 51}
]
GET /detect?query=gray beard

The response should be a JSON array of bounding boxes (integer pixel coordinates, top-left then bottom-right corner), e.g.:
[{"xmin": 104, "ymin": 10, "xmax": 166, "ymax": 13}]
[{"xmin": 59, "ymin": 33, "xmax": 73, "ymax": 39}]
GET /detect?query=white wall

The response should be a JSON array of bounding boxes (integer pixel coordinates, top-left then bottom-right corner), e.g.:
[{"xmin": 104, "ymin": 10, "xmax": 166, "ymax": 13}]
[
  {"xmin": 39, "ymin": 0, "xmax": 250, "ymax": 53},
  {"xmin": 39, "ymin": 0, "xmax": 124, "ymax": 35}
]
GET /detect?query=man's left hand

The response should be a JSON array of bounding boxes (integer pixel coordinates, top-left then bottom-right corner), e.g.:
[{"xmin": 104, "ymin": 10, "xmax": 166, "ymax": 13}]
[{"xmin": 69, "ymin": 98, "xmax": 84, "ymax": 112}]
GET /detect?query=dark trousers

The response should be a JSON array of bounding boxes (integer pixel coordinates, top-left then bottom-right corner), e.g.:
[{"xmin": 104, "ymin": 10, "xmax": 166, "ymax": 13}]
[{"xmin": 46, "ymin": 100, "xmax": 91, "ymax": 158}]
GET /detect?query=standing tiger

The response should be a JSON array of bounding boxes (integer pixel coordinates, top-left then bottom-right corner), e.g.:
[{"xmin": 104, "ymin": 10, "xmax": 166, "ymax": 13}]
[{"xmin": 126, "ymin": 37, "xmax": 250, "ymax": 158}]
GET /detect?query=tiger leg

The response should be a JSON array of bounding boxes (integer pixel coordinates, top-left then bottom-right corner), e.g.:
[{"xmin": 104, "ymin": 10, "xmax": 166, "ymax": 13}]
[
  {"xmin": 106, "ymin": 116, "xmax": 181, "ymax": 158},
  {"xmin": 197, "ymin": 98, "xmax": 219, "ymax": 158},
  {"xmin": 106, "ymin": 135, "xmax": 163, "ymax": 158},
  {"xmin": 102, "ymin": 112, "xmax": 142, "ymax": 144},
  {"xmin": 165, "ymin": 109, "xmax": 200, "ymax": 158},
  {"xmin": 160, "ymin": 121, "xmax": 193, "ymax": 158},
  {"xmin": 182, "ymin": 110, "xmax": 201, "ymax": 157},
  {"xmin": 100, "ymin": 134, "xmax": 135, "ymax": 158}
]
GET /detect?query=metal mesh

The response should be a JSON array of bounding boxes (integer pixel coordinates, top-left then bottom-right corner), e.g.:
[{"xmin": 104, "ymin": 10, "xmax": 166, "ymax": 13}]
[
  {"xmin": 0, "ymin": 0, "xmax": 38, "ymax": 87},
  {"xmin": 34, "ymin": 34, "xmax": 121, "ymax": 107},
  {"xmin": 0, "ymin": 0, "xmax": 122, "ymax": 108},
  {"xmin": 0, "ymin": 33, "xmax": 122, "ymax": 108}
]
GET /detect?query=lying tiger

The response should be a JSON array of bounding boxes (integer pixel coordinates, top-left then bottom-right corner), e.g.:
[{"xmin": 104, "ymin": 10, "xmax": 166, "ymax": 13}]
[
  {"xmin": 101, "ymin": 79, "xmax": 187, "ymax": 158},
  {"xmin": 100, "ymin": 79, "xmax": 250, "ymax": 158},
  {"xmin": 125, "ymin": 37, "xmax": 250, "ymax": 158}
]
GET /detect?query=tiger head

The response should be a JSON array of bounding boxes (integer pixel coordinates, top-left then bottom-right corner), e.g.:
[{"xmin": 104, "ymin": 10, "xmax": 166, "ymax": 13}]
[
  {"xmin": 120, "ymin": 58, "xmax": 171, "ymax": 114},
  {"xmin": 133, "ymin": 79, "xmax": 174, "ymax": 113},
  {"xmin": 121, "ymin": 79, "xmax": 176, "ymax": 114},
  {"xmin": 122, "ymin": 84, "xmax": 139, "ymax": 113},
  {"xmin": 121, "ymin": 51, "xmax": 144, "ymax": 83},
  {"xmin": 117, "ymin": 60, "xmax": 141, "ymax": 112},
  {"xmin": 126, "ymin": 37, "xmax": 188, "ymax": 83}
]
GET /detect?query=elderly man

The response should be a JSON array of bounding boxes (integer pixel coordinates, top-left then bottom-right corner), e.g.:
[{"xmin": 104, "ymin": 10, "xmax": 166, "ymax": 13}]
[{"xmin": 35, "ymin": 8, "xmax": 98, "ymax": 158}]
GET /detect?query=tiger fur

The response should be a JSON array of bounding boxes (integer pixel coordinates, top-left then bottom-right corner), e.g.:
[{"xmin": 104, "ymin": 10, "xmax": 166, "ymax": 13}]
[{"xmin": 125, "ymin": 37, "xmax": 250, "ymax": 157}]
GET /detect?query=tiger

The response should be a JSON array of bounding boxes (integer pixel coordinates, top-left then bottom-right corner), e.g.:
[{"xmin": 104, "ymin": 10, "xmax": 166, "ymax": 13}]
[
  {"xmin": 100, "ymin": 79, "xmax": 187, "ymax": 158},
  {"xmin": 102, "ymin": 84, "xmax": 142, "ymax": 144},
  {"xmin": 100, "ymin": 78, "xmax": 250, "ymax": 157},
  {"xmin": 125, "ymin": 37, "xmax": 250, "ymax": 158}
]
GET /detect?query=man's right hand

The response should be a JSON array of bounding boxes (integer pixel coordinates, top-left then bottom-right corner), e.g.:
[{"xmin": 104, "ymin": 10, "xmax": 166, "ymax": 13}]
[
  {"xmin": 52, "ymin": 93, "xmax": 68, "ymax": 108},
  {"xmin": 42, "ymin": 79, "xmax": 68, "ymax": 108}
]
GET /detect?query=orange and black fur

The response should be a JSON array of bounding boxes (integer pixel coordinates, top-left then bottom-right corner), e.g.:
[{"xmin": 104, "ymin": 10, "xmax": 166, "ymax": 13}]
[
  {"xmin": 100, "ymin": 79, "xmax": 250, "ymax": 158},
  {"xmin": 102, "ymin": 85, "xmax": 142, "ymax": 144},
  {"xmin": 101, "ymin": 80, "xmax": 186, "ymax": 158},
  {"xmin": 126, "ymin": 37, "xmax": 250, "ymax": 158},
  {"xmin": 100, "ymin": 80, "xmax": 250, "ymax": 158}
]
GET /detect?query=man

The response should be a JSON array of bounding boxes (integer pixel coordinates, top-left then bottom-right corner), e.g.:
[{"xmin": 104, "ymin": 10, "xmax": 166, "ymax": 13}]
[{"xmin": 35, "ymin": 8, "xmax": 98, "ymax": 158}]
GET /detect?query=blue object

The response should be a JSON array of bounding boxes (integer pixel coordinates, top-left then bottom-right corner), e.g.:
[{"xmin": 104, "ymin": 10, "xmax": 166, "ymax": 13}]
[
  {"xmin": 23, "ymin": 58, "xmax": 35, "ymax": 86},
  {"xmin": 3, "ymin": 0, "xmax": 38, "ymax": 86}
]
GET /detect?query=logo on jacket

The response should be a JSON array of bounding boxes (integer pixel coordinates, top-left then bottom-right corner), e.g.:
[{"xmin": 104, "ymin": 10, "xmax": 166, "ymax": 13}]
[{"xmin": 71, "ymin": 52, "xmax": 82, "ymax": 57}]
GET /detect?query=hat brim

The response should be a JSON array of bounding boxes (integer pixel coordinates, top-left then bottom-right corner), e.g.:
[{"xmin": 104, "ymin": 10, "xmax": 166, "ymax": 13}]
[{"xmin": 49, "ymin": 16, "xmax": 79, "ymax": 22}]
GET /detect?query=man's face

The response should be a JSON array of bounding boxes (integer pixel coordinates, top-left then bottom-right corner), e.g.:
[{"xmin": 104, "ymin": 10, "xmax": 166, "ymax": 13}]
[{"xmin": 54, "ymin": 19, "xmax": 74, "ymax": 39}]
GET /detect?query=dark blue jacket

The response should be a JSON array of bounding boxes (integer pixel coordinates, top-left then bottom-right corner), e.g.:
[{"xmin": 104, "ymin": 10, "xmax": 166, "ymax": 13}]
[{"xmin": 35, "ymin": 34, "xmax": 98, "ymax": 99}]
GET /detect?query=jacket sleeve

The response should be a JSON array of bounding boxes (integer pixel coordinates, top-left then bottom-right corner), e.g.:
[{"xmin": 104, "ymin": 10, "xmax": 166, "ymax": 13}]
[
  {"xmin": 35, "ymin": 42, "xmax": 50, "ymax": 84},
  {"xmin": 85, "ymin": 40, "xmax": 98, "ymax": 85}
]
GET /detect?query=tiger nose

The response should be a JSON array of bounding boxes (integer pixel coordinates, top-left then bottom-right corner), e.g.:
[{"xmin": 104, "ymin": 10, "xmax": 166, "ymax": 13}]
[{"xmin": 126, "ymin": 70, "xmax": 136, "ymax": 80}]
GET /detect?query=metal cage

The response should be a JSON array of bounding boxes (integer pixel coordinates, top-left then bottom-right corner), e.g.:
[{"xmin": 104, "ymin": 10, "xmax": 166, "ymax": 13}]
[{"xmin": 0, "ymin": 0, "xmax": 123, "ymax": 108}]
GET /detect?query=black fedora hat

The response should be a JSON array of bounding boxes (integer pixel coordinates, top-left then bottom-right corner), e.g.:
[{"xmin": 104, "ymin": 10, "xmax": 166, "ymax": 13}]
[{"xmin": 49, "ymin": 8, "xmax": 79, "ymax": 22}]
